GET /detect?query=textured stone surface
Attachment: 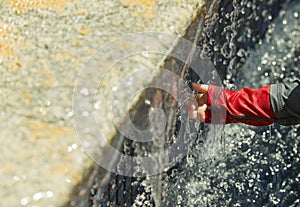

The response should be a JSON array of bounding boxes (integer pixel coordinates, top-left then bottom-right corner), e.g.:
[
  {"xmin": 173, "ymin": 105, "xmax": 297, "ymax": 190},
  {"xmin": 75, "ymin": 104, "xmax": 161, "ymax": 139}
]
[{"xmin": 0, "ymin": 0, "xmax": 205, "ymax": 206}]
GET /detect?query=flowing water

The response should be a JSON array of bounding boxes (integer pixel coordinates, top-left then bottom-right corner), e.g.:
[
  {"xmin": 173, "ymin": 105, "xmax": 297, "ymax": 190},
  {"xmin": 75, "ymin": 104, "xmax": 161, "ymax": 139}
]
[
  {"xmin": 164, "ymin": 1, "xmax": 299, "ymax": 206},
  {"xmin": 84, "ymin": 0, "xmax": 299, "ymax": 206}
]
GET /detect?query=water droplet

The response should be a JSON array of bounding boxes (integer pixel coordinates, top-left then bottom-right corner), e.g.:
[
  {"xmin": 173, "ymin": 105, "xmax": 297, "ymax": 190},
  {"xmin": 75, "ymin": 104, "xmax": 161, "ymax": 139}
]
[
  {"xmin": 20, "ymin": 197, "xmax": 30, "ymax": 206},
  {"xmin": 142, "ymin": 51, "xmax": 149, "ymax": 57},
  {"xmin": 67, "ymin": 111, "xmax": 73, "ymax": 117},
  {"xmin": 144, "ymin": 99, "xmax": 151, "ymax": 105},
  {"xmin": 13, "ymin": 175, "xmax": 20, "ymax": 181},
  {"xmin": 72, "ymin": 143, "xmax": 78, "ymax": 149},
  {"xmin": 94, "ymin": 100, "xmax": 102, "ymax": 109},
  {"xmin": 46, "ymin": 191, "xmax": 53, "ymax": 198},
  {"xmin": 294, "ymin": 12, "xmax": 299, "ymax": 18},
  {"xmin": 80, "ymin": 88, "xmax": 89, "ymax": 96},
  {"xmin": 33, "ymin": 192, "xmax": 45, "ymax": 201},
  {"xmin": 112, "ymin": 86, "xmax": 118, "ymax": 92},
  {"xmin": 67, "ymin": 146, "xmax": 72, "ymax": 152},
  {"xmin": 282, "ymin": 19, "xmax": 287, "ymax": 25}
]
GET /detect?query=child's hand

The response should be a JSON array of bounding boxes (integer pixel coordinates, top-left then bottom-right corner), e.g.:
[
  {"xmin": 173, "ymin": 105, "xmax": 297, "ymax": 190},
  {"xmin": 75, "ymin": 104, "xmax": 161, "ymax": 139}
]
[{"xmin": 187, "ymin": 83, "xmax": 209, "ymax": 122}]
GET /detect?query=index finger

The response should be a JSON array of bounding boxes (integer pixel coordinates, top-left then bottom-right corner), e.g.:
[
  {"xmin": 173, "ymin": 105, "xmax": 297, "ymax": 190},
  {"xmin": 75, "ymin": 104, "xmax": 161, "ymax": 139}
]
[{"xmin": 191, "ymin": 83, "xmax": 209, "ymax": 93}]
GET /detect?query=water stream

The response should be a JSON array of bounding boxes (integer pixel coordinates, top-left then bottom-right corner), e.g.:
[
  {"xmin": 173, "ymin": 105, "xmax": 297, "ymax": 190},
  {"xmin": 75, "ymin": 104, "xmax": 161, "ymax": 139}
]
[
  {"xmin": 164, "ymin": 1, "xmax": 299, "ymax": 206},
  {"xmin": 85, "ymin": 0, "xmax": 299, "ymax": 206}
]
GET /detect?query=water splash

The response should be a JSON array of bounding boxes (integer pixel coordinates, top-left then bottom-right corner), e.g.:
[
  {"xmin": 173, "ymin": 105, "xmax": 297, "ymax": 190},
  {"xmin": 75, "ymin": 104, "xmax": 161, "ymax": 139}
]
[
  {"xmin": 87, "ymin": 0, "xmax": 299, "ymax": 206},
  {"xmin": 164, "ymin": 1, "xmax": 299, "ymax": 206}
]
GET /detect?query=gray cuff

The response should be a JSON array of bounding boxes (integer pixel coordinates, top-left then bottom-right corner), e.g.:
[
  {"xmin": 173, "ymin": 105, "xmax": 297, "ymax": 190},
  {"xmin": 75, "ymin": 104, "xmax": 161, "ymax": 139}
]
[{"xmin": 270, "ymin": 82, "xmax": 300, "ymax": 125}]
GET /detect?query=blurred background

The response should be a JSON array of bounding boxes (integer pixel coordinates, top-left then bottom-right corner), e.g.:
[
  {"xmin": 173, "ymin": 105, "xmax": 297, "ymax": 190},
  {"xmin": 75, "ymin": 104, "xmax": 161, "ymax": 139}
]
[{"xmin": 0, "ymin": 0, "xmax": 299, "ymax": 207}]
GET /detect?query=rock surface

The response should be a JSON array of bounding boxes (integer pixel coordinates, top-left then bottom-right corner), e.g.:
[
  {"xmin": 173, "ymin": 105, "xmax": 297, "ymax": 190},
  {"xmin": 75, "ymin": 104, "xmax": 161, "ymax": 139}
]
[{"xmin": 0, "ymin": 0, "xmax": 206, "ymax": 206}]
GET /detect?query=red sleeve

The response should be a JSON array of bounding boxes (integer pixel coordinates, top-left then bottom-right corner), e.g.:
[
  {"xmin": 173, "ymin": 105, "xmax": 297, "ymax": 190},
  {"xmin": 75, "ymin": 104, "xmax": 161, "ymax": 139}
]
[{"xmin": 204, "ymin": 85, "xmax": 275, "ymax": 126}]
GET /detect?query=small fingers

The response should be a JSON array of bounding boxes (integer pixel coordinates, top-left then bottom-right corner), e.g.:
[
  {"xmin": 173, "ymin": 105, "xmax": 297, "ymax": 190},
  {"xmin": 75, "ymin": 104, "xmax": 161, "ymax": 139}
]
[
  {"xmin": 195, "ymin": 93, "xmax": 208, "ymax": 106},
  {"xmin": 187, "ymin": 104, "xmax": 198, "ymax": 119},
  {"xmin": 191, "ymin": 83, "xmax": 209, "ymax": 93},
  {"xmin": 187, "ymin": 103, "xmax": 207, "ymax": 122},
  {"xmin": 197, "ymin": 104, "xmax": 207, "ymax": 122}
]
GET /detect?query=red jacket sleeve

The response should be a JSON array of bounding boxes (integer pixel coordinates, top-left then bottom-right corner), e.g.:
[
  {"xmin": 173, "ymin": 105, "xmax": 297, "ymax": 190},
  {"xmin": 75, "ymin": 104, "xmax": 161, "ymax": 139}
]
[{"xmin": 204, "ymin": 85, "xmax": 275, "ymax": 126}]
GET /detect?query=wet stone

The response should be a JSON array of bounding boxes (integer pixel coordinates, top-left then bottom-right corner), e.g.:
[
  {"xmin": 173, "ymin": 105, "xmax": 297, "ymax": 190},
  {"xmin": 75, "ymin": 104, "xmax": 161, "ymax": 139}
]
[
  {"xmin": 0, "ymin": 0, "xmax": 206, "ymax": 207},
  {"xmin": 164, "ymin": 0, "xmax": 299, "ymax": 207}
]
